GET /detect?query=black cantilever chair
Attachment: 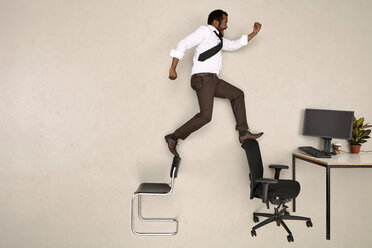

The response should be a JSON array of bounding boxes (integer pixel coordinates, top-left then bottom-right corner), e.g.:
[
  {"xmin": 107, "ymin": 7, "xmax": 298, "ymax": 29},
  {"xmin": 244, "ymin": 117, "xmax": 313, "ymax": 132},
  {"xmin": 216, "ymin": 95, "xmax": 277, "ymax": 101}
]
[
  {"xmin": 241, "ymin": 139, "xmax": 312, "ymax": 242},
  {"xmin": 131, "ymin": 156, "xmax": 181, "ymax": 236}
]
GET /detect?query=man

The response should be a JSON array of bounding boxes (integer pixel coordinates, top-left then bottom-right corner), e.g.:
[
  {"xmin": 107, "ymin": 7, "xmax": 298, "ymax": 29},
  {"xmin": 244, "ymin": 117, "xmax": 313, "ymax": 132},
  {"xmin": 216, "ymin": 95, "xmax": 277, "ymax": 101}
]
[{"xmin": 165, "ymin": 9, "xmax": 263, "ymax": 157}]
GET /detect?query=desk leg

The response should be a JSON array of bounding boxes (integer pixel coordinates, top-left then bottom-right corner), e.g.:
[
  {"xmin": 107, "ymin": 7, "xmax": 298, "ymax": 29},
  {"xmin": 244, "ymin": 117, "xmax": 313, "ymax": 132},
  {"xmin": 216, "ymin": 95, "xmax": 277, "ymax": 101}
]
[
  {"xmin": 326, "ymin": 166, "xmax": 331, "ymax": 240},
  {"xmin": 292, "ymin": 155, "xmax": 296, "ymax": 212}
]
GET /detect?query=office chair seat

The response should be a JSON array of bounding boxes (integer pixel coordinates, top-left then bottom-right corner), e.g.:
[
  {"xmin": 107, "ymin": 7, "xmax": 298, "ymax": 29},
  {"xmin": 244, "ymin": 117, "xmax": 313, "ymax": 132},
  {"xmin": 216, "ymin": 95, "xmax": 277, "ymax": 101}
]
[
  {"xmin": 254, "ymin": 179, "xmax": 300, "ymax": 200},
  {"xmin": 135, "ymin": 183, "xmax": 172, "ymax": 194}
]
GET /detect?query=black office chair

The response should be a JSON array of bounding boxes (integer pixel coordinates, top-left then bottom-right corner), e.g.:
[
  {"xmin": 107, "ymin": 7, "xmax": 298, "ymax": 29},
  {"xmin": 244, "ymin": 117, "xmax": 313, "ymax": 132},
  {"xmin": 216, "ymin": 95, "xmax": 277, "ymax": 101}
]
[
  {"xmin": 241, "ymin": 139, "xmax": 312, "ymax": 242},
  {"xmin": 131, "ymin": 156, "xmax": 181, "ymax": 236}
]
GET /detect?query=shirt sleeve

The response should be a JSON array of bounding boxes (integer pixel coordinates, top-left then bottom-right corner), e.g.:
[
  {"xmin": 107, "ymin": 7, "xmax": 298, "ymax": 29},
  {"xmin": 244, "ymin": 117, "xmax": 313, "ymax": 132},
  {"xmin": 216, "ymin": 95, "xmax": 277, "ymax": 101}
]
[
  {"xmin": 170, "ymin": 26, "xmax": 209, "ymax": 59},
  {"xmin": 222, "ymin": 35, "xmax": 248, "ymax": 52}
]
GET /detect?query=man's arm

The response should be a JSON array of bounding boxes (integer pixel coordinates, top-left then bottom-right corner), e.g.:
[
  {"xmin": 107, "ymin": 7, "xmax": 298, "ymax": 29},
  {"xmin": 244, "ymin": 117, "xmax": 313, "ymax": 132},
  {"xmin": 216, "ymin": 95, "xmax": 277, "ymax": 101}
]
[
  {"xmin": 248, "ymin": 22, "xmax": 262, "ymax": 42},
  {"xmin": 168, "ymin": 26, "xmax": 209, "ymax": 80},
  {"xmin": 222, "ymin": 22, "xmax": 262, "ymax": 52}
]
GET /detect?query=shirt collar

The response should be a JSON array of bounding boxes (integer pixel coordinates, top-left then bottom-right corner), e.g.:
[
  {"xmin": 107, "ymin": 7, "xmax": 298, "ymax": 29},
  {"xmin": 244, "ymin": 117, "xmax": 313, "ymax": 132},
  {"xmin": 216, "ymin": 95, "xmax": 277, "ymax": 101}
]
[{"xmin": 208, "ymin": 25, "xmax": 219, "ymax": 35}]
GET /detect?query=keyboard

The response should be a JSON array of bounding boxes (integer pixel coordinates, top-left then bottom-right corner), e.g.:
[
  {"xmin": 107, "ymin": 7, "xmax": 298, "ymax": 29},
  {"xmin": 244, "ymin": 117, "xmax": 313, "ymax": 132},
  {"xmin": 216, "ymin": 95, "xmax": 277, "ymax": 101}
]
[{"xmin": 298, "ymin": 146, "xmax": 332, "ymax": 158}]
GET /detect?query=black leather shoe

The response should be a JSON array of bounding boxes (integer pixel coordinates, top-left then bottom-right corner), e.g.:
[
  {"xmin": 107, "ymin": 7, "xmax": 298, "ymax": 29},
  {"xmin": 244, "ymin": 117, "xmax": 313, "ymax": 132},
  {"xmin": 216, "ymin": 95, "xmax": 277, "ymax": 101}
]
[
  {"xmin": 239, "ymin": 131, "xmax": 264, "ymax": 143},
  {"xmin": 165, "ymin": 134, "xmax": 180, "ymax": 157}
]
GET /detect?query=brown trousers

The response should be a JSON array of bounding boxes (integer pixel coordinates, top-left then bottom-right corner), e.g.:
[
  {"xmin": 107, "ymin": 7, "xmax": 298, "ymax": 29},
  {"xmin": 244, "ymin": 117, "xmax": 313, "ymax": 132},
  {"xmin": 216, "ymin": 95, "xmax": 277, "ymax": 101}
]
[{"xmin": 174, "ymin": 73, "xmax": 249, "ymax": 140}]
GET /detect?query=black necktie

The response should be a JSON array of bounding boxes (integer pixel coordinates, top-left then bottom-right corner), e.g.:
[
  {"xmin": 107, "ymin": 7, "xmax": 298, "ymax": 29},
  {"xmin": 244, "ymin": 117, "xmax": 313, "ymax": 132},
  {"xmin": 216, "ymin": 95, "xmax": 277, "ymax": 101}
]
[{"xmin": 198, "ymin": 31, "xmax": 223, "ymax": 62}]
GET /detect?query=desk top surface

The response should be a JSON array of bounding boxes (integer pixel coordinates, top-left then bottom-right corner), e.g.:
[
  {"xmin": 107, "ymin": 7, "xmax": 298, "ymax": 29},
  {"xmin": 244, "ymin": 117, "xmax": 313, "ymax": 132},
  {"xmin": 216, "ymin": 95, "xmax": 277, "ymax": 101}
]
[{"xmin": 293, "ymin": 151, "xmax": 372, "ymax": 166}]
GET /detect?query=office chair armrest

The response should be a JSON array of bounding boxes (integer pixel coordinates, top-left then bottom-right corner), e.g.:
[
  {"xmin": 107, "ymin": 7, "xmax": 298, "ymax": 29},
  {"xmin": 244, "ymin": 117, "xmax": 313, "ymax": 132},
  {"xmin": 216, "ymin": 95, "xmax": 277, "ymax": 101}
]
[
  {"xmin": 269, "ymin": 164, "xmax": 289, "ymax": 179},
  {"xmin": 255, "ymin": 178, "xmax": 278, "ymax": 184},
  {"xmin": 269, "ymin": 164, "xmax": 289, "ymax": 169},
  {"xmin": 256, "ymin": 178, "xmax": 278, "ymax": 205}
]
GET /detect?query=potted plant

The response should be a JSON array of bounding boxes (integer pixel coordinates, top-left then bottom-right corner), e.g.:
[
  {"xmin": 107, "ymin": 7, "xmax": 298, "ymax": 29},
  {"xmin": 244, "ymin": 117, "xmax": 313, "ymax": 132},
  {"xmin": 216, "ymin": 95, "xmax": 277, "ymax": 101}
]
[{"xmin": 349, "ymin": 116, "xmax": 372, "ymax": 154}]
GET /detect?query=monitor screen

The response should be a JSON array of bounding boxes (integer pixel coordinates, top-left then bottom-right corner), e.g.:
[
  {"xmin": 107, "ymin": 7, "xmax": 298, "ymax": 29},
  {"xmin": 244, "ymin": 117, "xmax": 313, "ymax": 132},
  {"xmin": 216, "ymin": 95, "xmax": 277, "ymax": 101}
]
[{"xmin": 303, "ymin": 109, "xmax": 354, "ymax": 140}]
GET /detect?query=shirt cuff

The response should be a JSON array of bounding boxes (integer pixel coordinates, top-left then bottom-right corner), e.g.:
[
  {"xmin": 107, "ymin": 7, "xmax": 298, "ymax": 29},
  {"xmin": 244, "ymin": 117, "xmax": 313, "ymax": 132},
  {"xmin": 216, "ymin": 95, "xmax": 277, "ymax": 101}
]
[
  {"xmin": 170, "ymin": 49, "xmax": 184, "ymax": 59},
  {"xmin": 240, "ymin": 35, "xmax": 248, "ymax": 46}
]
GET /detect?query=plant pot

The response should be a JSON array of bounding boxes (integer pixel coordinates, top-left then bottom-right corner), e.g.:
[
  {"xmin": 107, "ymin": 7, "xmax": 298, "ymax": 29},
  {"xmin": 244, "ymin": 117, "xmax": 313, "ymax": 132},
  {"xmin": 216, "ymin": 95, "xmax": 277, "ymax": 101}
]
[{"xmin": 350, "ymin": 144, "xmax": 361, "ymax": 154}]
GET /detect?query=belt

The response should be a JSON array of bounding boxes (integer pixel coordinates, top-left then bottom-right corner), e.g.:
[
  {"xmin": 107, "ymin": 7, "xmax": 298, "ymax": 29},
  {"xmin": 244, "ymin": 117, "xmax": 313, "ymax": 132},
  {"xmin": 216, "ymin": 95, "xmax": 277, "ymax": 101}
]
[{"xmin": 193, "ymin": 73, "xmax": 217, "ymax": 77}]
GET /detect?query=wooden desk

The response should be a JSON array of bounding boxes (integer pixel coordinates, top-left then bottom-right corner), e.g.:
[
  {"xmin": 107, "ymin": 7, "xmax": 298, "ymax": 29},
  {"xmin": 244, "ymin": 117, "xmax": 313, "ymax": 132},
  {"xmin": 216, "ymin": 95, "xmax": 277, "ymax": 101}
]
[{"xmin": 292, "ymin": 152, "xmax": 372, "ymax": 240}]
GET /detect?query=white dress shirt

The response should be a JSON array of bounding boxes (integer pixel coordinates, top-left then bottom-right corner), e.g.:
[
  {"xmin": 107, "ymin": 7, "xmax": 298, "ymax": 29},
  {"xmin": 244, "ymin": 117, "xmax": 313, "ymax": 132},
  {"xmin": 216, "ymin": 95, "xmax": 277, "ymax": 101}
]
[{"xmin": 170, "ymin": 25, "xmax": 248, "ymax": 75}]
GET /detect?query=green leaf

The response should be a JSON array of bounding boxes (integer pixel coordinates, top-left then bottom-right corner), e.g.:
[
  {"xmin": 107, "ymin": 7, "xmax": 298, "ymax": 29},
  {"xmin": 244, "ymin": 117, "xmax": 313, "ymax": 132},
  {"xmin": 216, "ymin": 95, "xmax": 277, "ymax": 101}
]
[
  {"xmin": 362, "ymin": 123, "xmax": 372, "ymax": 129},
  {"xmin": 355, "ymin": 129, "xmax": 360, "ymax": 137},
  {"xmin": 360, "ymin": 130, "xmax": 366, "ymax": 137},
  {"xmin": 356, "ymin": 118, "xmax": 364, "ymax": 128}
]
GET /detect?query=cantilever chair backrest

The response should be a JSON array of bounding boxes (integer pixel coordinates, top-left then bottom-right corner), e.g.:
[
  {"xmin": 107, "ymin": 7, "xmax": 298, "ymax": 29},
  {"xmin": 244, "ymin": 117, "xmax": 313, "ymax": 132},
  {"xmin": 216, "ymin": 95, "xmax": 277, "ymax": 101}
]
[
  {"xmin": 169, "ymin": 155, "xmax": 181, "ymax": 191},
  {"xmin": 170, "ymin": 155, "xmax": 181, "ymax": 178}
]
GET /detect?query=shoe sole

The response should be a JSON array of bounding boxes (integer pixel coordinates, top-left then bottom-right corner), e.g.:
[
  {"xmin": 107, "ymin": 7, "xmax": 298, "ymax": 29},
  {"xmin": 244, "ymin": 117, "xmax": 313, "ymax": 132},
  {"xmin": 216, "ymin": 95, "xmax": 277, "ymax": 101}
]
[{"xmin": 240, "ymin": 133, "xmax": 264, "ymax": 143}]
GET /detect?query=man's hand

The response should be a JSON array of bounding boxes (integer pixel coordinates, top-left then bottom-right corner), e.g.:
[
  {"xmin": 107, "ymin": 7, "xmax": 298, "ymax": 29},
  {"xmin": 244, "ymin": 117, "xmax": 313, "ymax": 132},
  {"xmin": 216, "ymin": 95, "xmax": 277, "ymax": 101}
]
[
  {"xmin": 248, "ymin": 22, "xmax": 262, "ymax": 42},
  {"xmin": 169, "ymin": 57, "xmax": 179, "ymax": 80},
  {"xmin": 169, "ymin": 67, "xmax": 177, "ymax": 80},
  {"xmin": 253, "ymin": 22, "xmax": 262, "ymax": 35}
]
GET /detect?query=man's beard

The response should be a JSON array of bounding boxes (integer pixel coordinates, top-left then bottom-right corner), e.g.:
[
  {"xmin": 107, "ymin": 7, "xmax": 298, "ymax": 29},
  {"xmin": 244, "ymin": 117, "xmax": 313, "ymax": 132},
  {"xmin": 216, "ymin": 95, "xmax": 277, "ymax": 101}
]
[{"xmin": 217, "ymin": 26, "xmax": 225, "ymax": 37}]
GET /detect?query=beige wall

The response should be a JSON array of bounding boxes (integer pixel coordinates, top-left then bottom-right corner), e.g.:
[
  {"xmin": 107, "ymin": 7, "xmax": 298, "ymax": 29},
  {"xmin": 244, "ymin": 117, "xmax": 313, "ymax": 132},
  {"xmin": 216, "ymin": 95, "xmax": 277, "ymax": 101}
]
[{"xmin": 1, "ymin": 0, "xmax": 372, "ymax": 247}]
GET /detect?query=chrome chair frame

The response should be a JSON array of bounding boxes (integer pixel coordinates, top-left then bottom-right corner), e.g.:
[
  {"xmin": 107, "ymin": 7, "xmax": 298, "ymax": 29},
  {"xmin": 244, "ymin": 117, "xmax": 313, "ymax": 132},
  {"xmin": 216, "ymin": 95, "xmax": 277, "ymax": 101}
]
[{"xmin": 131, "ymin": 157, "xmax": 180, "ymax": 236}]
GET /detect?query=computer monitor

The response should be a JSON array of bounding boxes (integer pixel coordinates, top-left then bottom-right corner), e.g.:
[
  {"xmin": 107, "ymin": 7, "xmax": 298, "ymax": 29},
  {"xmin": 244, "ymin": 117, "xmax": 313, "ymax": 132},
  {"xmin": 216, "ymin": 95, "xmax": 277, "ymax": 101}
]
[{"xmin": 303, "ymin": 108, "xmax": 354, "ymax": 153}]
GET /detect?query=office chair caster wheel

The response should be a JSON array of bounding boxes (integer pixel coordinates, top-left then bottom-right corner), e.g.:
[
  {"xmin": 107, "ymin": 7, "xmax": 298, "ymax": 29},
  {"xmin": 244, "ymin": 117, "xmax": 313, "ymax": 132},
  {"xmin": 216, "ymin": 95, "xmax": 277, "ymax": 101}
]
[
  {"xmin": 287, "ymin": 235, "xmax": 294, "ymax": 242},
  {"xmin": 253, "ymin": 216, "xmax": 259, "ymax": 223},
  {"xmin": 306, "ymin": 220, "xmax": 313, "ymax": 227},
  {"xmin": 251, "ymin": 230, "xmax": 257, "ymax": 237}
]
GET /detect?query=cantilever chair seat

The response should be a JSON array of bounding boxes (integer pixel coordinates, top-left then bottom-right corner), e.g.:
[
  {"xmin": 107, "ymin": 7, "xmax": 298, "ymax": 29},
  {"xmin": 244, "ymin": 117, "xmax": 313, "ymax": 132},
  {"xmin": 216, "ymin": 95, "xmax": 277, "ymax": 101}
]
[
  {"xmin": 135, "ymin": 183, "xmax": 171, "ymax": 194},
  {"xmin": 131, "ymin": 156, "xmax": 181, "ymax": 236}
]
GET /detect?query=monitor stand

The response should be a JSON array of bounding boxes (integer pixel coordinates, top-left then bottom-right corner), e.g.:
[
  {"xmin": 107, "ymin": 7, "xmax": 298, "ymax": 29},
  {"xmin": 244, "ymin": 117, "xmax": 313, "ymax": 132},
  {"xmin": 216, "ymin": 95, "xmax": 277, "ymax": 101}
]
[{"xmin": 323, "ymin": 137, "xmax": 333, "ymax": 155}]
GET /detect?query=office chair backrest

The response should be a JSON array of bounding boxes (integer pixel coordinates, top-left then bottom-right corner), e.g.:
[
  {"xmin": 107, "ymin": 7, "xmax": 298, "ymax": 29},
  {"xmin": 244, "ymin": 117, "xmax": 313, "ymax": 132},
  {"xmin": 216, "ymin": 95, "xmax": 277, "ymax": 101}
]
[
  {"xmin": 170, "ymin": 156, "xmax": 181, "ymax": 178},
  {"xmin": 241, "ymin": 139, "xmax": 264, "ymax": 197}
]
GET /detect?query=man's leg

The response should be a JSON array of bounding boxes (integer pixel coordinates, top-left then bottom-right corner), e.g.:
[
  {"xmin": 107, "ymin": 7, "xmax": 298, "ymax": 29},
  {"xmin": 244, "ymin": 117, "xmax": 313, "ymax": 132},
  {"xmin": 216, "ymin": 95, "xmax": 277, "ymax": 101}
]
[
  {"xmin": 165, "ymin": 75, "xmax": 218, "ymax": 156},
  {"xmin": 214, "ymin": 78, "xmax": 263, "ymax": 142}
]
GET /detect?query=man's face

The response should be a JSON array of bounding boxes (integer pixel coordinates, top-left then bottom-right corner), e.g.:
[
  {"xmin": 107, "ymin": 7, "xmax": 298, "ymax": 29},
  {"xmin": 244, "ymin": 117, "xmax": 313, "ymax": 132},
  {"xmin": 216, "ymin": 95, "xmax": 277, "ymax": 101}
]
[{"xmin": 217, "ymin": 14, "xmax": 228, "ymax": 36}]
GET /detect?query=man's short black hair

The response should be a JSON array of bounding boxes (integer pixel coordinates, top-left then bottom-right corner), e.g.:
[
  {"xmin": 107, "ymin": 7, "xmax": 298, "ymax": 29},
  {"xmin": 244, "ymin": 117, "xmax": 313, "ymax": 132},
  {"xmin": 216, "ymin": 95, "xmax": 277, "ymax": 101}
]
[{"xmin": 207, "ymin": 9, "xmax": 228, "ymax": 25}]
